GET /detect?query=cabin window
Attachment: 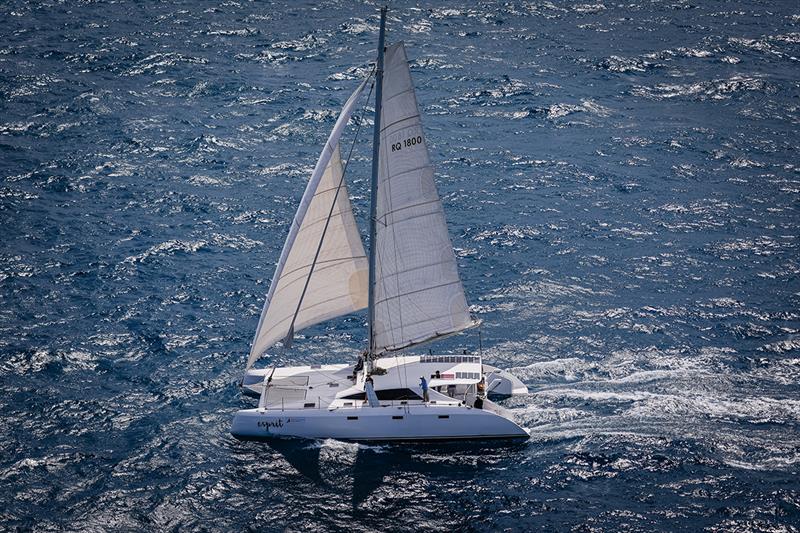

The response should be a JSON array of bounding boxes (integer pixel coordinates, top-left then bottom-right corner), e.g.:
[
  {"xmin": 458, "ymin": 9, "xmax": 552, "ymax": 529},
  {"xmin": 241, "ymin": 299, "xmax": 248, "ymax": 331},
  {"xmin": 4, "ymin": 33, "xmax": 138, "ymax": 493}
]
[
  {"xmin": 423, "ymin": 355, "xmax": 480, "ymax": 364},
  {"xmin": 304, "ymin": 402, "xmax": 316, "ymax": 408},
  {"xmin": 347, "ymin": 416, "xmax": 358, "ymax": 420},
  {"xmin": 342, "ymin": 389, "xmax": 421, "ymax": 401},
  {"xmin": 392, "ymin": 416, "xmax": 403, "ymax": 420},
  {"xmin": 438, "ymin": 415, "xmax": 449, "ymax": 419}
]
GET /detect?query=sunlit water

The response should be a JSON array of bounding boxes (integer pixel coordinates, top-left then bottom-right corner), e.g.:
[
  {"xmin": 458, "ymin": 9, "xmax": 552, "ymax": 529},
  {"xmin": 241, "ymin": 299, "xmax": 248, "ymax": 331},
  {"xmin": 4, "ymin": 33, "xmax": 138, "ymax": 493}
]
[{"xmin": 1, "ymin": 1, "xmax": 799, "ymax": 531}]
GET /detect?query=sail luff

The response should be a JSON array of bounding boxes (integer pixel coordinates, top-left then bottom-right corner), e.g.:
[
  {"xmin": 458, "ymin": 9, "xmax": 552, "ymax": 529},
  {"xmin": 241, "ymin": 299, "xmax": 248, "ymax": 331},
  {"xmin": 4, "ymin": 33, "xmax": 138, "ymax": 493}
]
[{"xmin": 246, "ymin": 78, "xmax": 370, "ymax": 370}]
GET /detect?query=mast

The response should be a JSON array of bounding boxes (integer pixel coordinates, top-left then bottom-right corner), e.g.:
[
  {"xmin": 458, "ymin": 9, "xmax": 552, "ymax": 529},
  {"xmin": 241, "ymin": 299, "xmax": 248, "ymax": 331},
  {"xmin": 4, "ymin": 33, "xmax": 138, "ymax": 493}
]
[{"xmin": 367, "ymin": 6, "xmax": 387, "ymax": 370}]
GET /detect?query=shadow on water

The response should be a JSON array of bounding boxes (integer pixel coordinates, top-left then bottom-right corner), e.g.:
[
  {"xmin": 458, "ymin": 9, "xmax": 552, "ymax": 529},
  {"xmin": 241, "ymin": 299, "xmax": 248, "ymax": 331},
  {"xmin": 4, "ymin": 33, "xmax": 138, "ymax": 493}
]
[
  {"xmin": 261, "ymin": 436, "xmax": 530, "ymax": 510},
  {"xmin": 264, "ymin": 438, "xmax": 323, "ymax": 484},
  {"xmin": 352, "ymin": 439, "xmax": 530, "ymax": 510},
  {"xmin": 350, "ymin": 444, "xmax": 393, "ymax": 510},
  {"xmin": 261, "ymin": 437, "xmax": 393, "ymax": 501}
]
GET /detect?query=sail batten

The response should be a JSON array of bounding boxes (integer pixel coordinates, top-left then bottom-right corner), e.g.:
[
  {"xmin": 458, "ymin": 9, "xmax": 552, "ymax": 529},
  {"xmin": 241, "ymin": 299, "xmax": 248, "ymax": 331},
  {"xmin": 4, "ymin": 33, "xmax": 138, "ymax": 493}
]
[
  {"xmin": 246, "ymin": 79, "xmax": 370, "ymax": 369},
  {"xmin": 371, "ymin": 42, "xmax": 474, "ymax": 355}
]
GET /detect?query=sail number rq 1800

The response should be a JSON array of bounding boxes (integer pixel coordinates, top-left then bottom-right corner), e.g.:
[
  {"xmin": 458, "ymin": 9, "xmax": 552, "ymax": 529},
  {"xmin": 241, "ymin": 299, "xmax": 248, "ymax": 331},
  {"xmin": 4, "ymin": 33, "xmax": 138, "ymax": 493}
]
[{"xmin": 390, "ymin": 135, "xmax": 423, "ymax": 152}]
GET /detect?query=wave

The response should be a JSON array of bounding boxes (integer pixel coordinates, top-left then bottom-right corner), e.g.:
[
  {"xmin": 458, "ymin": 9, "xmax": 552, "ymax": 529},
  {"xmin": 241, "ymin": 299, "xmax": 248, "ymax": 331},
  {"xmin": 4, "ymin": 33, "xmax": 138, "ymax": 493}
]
[{"xmin": 631, "ymin": 75, "xmax": 770, "ymax": 101}]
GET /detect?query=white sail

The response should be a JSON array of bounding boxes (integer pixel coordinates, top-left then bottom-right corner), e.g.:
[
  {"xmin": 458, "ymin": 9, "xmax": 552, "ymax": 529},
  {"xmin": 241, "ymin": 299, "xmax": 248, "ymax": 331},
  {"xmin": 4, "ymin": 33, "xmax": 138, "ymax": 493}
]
[
  {"xmin": 371, "ymin": 42, "xmax": 476, "ymax": 354},
  {"xmin": 247, "ymin": 80, "xmax": 370, "ymax": 369}
]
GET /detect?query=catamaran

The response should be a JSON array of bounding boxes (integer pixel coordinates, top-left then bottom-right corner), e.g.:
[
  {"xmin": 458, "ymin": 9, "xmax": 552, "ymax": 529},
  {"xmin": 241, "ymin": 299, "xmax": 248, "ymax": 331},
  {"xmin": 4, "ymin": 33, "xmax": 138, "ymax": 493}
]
[{"xmin": 231, "ymin": 7, "xmax": 529, "ymax": 441}]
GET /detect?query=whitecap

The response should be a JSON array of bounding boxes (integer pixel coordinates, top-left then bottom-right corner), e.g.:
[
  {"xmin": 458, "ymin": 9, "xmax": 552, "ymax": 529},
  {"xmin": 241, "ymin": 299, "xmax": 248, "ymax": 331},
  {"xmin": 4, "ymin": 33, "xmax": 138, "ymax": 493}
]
[{"xmin": 123, "ymin": 240, "xmax": 206, "ymax": 264}]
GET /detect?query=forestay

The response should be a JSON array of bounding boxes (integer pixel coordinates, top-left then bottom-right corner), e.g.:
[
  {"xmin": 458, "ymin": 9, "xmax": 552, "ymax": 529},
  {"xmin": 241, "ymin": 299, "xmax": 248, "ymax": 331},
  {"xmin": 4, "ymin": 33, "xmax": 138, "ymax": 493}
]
[
  {"xmin": 247, "ymin": 80, "xmax": 370, "ymax": 369},
  {"xmin": 371, "ymin": 42, "xmax": 476, "ymax": 354}
]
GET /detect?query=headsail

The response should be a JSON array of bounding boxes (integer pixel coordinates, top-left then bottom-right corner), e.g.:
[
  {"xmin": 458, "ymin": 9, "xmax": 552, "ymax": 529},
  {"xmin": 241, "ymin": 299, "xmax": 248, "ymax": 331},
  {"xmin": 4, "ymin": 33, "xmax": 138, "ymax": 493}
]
[
  {"xmin": 247, "ymin": 79, "xmax": 370, "ymax": 369},
  {"xmin": 371, "ymin": 42, "xmax": 477, "ymax": 354}
]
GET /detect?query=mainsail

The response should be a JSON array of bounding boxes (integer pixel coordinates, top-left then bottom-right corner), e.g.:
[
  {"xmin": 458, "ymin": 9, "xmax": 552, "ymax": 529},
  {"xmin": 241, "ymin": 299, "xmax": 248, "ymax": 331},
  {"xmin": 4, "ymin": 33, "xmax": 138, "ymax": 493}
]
[
  {"xmin": 371, "ymin": 42, "xmax": 476, "ymax": 354},
  {"xmin": 247, "ymin": 80, "xmax": 370, "ymax": 369}
]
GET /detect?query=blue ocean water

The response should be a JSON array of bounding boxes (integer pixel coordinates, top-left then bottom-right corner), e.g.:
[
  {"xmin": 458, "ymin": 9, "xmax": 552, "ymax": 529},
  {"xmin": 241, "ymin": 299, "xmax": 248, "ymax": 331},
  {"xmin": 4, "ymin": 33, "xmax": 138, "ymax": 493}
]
[{"xmin": 1, "ymin": 0, "xmax": 799, "ymax": 530}]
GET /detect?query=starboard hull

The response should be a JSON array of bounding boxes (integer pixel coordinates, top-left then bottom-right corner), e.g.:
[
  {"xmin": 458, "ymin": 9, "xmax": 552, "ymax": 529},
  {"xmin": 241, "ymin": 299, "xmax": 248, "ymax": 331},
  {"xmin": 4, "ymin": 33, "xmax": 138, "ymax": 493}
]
[{"xmin": 231, "ymin": 404, "xmax": 529, "ymax": 442}]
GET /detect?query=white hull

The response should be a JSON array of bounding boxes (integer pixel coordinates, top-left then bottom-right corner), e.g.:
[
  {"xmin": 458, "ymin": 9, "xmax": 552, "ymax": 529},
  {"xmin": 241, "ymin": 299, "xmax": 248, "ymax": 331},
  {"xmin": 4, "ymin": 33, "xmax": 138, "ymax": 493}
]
[
  {"xmin": 233, "ymin": 354, "xmax": 529, "ymax": 442},
  {"xmin": 231, "ymin": 403, "xmax": 528, "ymax": 442}
]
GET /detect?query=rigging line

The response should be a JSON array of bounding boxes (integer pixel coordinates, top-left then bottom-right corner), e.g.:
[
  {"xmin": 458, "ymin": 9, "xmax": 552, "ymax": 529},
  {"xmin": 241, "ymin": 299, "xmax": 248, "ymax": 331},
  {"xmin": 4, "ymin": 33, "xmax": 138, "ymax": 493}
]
[
  {"xmin": 385, "ymin": 154, "xmax": 409, "ymax": 363},
  {"xmin": 401, "ymin": 349, "xmax": 408, "ymax": 393},
  {"xmin": 282, "ymin": 73, "xmax": 377, "ymax": 349},
  {"xmin": 374, "ymin": 237, "xmax": 410, "ymax": 392},
  {"xmin": 374, "ymin": 238, "xmax": 406, "ymax": 389},
  {"xmin": 387, "ymin": 224, "xmax": 409, "ymax": 392},
  {"xmin": 373, "ymin": 246, "xmax": 392, "ymax": 350},
  {"xmin": 375, "ymin": 244, "xmax": 408, "ymax": 392},
  {"xmin": 310, "ymin": 369, "xmax": 357, "ymax": 385},
  {"xmin": 374, "ymin": 242, "xmax": 400, "ymax": 352}
]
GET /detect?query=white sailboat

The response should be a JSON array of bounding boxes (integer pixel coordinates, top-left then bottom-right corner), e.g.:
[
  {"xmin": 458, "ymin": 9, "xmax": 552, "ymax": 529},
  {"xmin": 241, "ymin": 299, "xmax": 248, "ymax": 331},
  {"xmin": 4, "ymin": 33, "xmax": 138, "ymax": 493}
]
[{"xmin": 231, "ymin": 8, "xmax": 528, "ymax": 442}]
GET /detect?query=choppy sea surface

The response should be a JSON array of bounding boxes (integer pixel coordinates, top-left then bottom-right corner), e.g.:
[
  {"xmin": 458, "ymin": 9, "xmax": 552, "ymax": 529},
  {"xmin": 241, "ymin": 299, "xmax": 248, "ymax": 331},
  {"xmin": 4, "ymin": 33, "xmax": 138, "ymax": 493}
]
[{"xmin": 2, "ymin": 1, "xmax": 799, "ymax": 531}]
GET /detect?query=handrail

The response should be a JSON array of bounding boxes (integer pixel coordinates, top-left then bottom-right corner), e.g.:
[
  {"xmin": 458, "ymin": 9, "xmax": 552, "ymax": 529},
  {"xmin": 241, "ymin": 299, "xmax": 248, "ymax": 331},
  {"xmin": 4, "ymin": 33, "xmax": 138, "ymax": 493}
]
[{"xmin": 261, "ymin": 397, "xmax": 464, "ymax": 412}]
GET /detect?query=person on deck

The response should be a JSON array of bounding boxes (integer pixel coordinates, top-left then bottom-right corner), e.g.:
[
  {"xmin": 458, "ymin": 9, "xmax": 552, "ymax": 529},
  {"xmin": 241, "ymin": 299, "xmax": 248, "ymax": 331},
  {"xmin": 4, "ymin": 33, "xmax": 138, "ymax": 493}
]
[
  {"xmin": 420, "ymin": 376, "xmax": 429, "ymax": 403},
  {"xmin": 475, "ymin": 377, "xmax": 486, "ymax": 409},
  {"xmin": 351, "ymin": 353, "xmax": 365, "ymax": 380},
  {"xmin": 477, "ymin": 377, "xmax": 486, "ymax": 396}
]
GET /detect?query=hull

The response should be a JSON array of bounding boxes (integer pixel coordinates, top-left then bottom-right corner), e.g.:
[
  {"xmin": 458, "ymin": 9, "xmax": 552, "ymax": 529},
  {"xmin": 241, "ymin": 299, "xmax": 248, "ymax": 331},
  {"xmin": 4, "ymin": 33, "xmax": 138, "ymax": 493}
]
[
  {"xmin": 231, "ymin": 404, "xmax": 529, "ymax": 442},
  {"xmin": 483, "ymin": 364, "xmax": 529, "ymax": 398}
]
